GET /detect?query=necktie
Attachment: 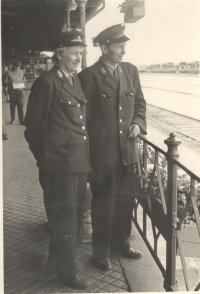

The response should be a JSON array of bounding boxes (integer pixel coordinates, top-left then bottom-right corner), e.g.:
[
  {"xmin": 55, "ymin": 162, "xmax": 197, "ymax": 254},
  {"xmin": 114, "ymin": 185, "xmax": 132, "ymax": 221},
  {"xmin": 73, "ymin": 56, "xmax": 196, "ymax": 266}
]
[
  {"xmin": 68, "ymin": 74, "xmax": 74, "ymax": 87},
  {"xmin": 113, "ymin": 67, "xmax": 118, "ymax": 82}
]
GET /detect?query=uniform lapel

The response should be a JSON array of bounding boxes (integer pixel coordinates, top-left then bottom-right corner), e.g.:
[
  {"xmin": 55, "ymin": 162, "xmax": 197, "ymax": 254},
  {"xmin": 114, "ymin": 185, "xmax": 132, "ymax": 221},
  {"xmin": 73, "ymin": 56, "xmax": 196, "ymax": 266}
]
[
  {"xmin": 54, "ymin": 65, "xmax": 82, "ymax": 102},
  {"xmin": 118, "ymin": 64, "xmax": 127, "ymax": 101},
  {"xmin": 98, "ymin": 59, "xmax": 117, "ymax": 92}
]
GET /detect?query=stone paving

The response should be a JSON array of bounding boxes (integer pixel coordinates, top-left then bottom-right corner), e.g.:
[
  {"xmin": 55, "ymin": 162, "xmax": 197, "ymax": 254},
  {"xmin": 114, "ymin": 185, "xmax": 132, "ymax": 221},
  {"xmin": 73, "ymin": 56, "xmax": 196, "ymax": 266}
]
[{"xmin": 2, "ymin": 83, "xmax": 130, "ymax": 293}]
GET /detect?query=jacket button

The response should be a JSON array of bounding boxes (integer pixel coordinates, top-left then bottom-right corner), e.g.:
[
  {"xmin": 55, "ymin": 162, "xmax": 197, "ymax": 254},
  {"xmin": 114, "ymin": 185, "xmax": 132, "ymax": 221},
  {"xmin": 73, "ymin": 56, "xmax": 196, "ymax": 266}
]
[
  {"xmin": 80, "ymin": 115, "xmax": 83, "ymax": 119},
  {"xmin": 68, "ymin": 101, "xmax": 71, "ymax": 104},
  {"xmin": 130, "ymin": 92, "xmax": 133, "ymax": 96},
  {"xmin": 120, "ymin": 130, "xmax": 123, "ymax": 134},
  {"xmin": 78, "ymin": 103, "xmax": 80, "ymax": 107},
  {"xmin": 119, "ymin": 119, "xmax": 122, "ymax": 123},
  {"xmin": 102, "ymin": 94, "xmax": 105, "ymax": 97},
  {"xmin": 83, "ymin": 136, "xmax": 86, "ymax": 140},
  {"xmin": 82, "ymin": 126, "xmax": 85, "ymax": 130},
  {"xmin": 119, "ymin": 106, "xmax": 122, "ymax": 110}
]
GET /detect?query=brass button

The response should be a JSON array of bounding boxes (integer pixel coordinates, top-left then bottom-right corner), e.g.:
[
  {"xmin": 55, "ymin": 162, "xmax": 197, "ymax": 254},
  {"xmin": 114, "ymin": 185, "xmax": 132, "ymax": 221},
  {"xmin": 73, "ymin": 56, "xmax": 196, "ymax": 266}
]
[
  {"xmin": 80, "ymin": 115, "xmax": 83, "ymax": 119},
  {"xmin": 119, "ymin": 106, "xmax": 122, "ymax": 110},
  {"xmin": 68, "ymin": 101, "xmax": 71, "ymax": 105},
  {"xmin": 82, "ymin": 126, "xmax": 85, "ymax": 130},
  {"xmin": 119, "ymin": 119, "xmax": 122, "ymax": 123},
  {"xmin": 120, "ymin": 130, "xmax": 123, "ymax": 134},
  {"xmin": 78, "ymin": 103, "xmax": 80, "ymax": 107},
  {"xmin": 83, "ymin": 136, "xmax": 86, "ymax": 140}
]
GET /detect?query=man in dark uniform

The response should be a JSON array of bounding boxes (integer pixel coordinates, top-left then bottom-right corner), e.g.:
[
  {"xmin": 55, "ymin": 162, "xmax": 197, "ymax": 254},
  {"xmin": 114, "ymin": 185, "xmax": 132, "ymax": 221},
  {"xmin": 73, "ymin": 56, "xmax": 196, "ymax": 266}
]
[
  {"xmin": 24, "ymin": 29, "xmax": 90, "ymax": 289},
  {"xmin": 78, "ymin": 24, "xmax": 147, "ymax": 270},
  {"xmin": 2, "ymin": 60, "xmax": 26, "ymax": 125}
]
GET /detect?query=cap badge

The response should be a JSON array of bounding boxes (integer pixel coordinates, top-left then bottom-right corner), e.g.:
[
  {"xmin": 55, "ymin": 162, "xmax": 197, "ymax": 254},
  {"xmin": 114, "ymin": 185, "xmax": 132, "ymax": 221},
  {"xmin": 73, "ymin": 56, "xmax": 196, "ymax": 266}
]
[
  {"xmin": 100, "ymin": 67, "xmax": 106, "ymax": 75},
  {"xmin": 56, "ymin": 70, "xmax": 63, "ymax": 78}
]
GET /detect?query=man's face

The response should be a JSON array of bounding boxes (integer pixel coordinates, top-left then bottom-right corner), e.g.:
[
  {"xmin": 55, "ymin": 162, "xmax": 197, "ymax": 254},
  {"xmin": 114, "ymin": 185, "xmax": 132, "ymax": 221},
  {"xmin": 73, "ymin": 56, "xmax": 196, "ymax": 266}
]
[
  {"xmin": 104, "ymin": 42, "xmax": 126, "ymax": 65},
  {"xmin": 58, "ymin": 46, "xmax": 84, "ymax": 73}
]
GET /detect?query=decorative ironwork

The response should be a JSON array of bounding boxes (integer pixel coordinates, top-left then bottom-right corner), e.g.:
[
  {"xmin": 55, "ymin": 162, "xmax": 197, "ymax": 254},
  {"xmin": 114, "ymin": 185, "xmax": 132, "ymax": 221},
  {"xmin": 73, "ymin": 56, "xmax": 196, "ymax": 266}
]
[{"xmin": 134, "ymin": 133, "xmax": 200, "ymax": 291}]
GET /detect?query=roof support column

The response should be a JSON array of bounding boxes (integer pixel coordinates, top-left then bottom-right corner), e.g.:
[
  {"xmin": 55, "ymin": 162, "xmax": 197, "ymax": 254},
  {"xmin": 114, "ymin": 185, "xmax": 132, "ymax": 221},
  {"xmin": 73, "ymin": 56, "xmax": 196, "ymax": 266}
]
[{"xmin": 77, "ymin": 0, "xmax": 87, "ymax": 69}]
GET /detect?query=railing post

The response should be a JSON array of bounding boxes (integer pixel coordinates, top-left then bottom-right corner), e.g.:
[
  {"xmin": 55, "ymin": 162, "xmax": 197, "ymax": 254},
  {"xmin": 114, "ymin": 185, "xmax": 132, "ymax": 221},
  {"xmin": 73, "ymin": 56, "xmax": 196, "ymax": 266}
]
[{"xmin": 164, "ymin": 133, "xmax": 181, "ymax": 291}]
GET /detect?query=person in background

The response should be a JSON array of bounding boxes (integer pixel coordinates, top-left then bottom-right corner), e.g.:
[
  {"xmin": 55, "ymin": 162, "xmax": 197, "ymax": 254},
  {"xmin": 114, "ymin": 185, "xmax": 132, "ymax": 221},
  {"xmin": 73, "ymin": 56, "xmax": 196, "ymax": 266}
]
[
  {"xmin": 78, "ymin": 24, "xmax": 147, "ymax": 271},
  {"xmin": 2, "ymin": 60, "xmax": 26, "ymax": 125},
  {"xmin": 24, "ymin": 29, "xmax": 90, "ymax": 290}
]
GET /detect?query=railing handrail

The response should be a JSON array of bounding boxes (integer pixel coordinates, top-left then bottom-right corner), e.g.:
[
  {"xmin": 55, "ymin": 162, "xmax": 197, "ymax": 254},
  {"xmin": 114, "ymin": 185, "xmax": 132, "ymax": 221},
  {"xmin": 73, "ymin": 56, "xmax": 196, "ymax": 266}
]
[
  {"xmin": 139, "ymin": 134, "xmax": 200, "ymax": 182},
  {"xmin": 139, "ymin": 134, "xmax": 167, "ymax": 157},
  {"xmin": 137, "ymin": 132, "xmax": 200, "ymax": 291}
]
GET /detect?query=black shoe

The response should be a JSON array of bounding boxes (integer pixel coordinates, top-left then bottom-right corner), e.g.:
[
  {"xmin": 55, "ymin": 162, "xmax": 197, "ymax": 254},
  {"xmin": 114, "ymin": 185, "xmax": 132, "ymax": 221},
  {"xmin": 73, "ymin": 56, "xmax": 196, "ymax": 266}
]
[
  {"xmin": 10, "ymin": 120, "xmax": 13, "ymax": 124},
  {"xmin": 3, "ymin": 135, "xmax": 8, "ymax": 140},
  {"xmin": 122, "ymin": 247, "xmax": 143, "ymax": 259},
  {"xmin": 58, "ymin": 274, "xmax": 90, "ymax": 290},
  {"xmin": 20, "ymin": 122, "xmax": 25, "ymax": 125},
  {"xmin": 92, "ymin": 257, "xmax": 112, "ymax": 271},
  {"xmin": 46, "ymin": 262, "xmax": 82, "ymax": 275}
]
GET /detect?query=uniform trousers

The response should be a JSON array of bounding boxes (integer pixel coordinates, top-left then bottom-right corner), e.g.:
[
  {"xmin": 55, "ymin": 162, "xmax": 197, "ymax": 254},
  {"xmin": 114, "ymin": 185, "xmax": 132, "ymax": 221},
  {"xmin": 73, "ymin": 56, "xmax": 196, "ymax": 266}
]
[
  {"xmin": 39, "ymin": 169, "xmax": 87, "ymax": 278},
  {"xmin": 9, "ymin": 89, "xmax": 24, "ymax": 123},
  {"xmin": 89, "ymin": 164, "xmax": 135, "ymax": 259}
]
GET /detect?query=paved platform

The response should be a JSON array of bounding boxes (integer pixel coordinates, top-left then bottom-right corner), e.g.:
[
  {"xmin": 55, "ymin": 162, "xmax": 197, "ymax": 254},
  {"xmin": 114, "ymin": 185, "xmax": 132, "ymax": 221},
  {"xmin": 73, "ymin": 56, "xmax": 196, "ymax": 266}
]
[{"xmin": 2, "ymin": 81, "xmax": 164, "ymax": 293}]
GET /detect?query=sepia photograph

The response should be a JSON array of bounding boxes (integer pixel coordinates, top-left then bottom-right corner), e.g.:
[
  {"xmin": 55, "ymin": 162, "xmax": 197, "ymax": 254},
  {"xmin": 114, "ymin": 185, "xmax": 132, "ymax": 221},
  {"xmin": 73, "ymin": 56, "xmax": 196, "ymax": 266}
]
[{"xmin": 1, "ymin": 0, "xmax": 200, "ymax": 293}]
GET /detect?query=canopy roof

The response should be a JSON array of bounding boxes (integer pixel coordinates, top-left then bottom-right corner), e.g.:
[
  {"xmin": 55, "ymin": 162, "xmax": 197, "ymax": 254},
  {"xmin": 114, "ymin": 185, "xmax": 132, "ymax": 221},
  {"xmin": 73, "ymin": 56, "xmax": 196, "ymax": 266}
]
[{"xmin": 1, "ymin": 0, "xmax": 103, "ymax": 51}]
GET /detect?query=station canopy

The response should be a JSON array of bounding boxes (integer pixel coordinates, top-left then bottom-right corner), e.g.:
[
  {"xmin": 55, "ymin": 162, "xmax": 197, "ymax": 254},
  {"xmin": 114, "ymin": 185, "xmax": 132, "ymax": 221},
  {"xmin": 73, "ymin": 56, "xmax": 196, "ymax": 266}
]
[{"xmin": 1, "ymin": 0, "xmax": 103, "ymax": 51}]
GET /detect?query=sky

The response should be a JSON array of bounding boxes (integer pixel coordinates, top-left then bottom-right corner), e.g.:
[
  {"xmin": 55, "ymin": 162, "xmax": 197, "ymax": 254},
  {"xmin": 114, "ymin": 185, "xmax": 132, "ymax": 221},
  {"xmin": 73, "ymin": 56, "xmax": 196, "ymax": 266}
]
[{"xmin": 85, "ymin": 0, "xmax": 200, "ymax": 66}]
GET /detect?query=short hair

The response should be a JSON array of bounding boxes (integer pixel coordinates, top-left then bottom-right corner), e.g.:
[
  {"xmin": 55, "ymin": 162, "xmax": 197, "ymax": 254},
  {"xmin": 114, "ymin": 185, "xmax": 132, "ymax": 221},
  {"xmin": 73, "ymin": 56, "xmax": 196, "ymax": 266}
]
[{"xmin": 52, "ymin": 47, "xmax": 66, "ymax": 64}]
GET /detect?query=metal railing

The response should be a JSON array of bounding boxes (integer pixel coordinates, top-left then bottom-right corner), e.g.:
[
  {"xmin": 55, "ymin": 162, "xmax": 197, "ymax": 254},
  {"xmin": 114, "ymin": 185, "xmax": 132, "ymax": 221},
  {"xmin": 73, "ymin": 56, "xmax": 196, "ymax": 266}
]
[{"xmin": 133, "ymin": 132, "xmax": 200, "ymax": 291}]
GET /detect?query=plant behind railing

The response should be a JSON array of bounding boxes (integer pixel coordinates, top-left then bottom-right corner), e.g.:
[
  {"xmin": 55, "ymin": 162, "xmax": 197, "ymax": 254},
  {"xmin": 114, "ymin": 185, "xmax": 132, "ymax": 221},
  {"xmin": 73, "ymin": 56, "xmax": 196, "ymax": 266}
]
[{"xmin": 134, "ymin": 132, "xmax": 200, "ymax": 291}]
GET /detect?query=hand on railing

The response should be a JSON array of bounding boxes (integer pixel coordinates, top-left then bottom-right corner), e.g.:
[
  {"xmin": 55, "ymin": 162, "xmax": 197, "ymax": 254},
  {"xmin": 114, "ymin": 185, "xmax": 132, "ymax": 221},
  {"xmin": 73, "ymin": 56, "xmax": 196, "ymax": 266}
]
[{"xmin": 128, "ymin": 123, "xmax": 140, "ymax": 138}]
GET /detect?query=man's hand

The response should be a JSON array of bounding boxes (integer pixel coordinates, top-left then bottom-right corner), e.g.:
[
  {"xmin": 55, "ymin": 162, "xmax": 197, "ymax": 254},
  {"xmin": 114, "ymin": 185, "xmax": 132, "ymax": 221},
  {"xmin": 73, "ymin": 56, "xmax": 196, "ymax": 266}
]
[{"xmin": 128, "ymin": 124, "xmax": 140, "ymax": 139}]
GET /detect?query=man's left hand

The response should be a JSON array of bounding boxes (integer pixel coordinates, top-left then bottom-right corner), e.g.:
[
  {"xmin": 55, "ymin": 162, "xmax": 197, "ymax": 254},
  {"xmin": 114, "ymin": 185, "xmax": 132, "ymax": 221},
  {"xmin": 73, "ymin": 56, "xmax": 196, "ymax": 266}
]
[{"xmin": 128, "ymin": 124, "xmax": 140, "ymax": 139}]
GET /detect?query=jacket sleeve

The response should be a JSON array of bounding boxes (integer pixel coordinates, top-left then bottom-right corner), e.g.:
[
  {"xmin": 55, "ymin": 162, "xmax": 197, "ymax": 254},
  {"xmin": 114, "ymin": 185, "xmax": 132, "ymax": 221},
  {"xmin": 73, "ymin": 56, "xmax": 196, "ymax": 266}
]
[
  {"xmin": 24, "ymin": 77, "xmax": 53, "ymax": 159},
  {"xmin": 132, "ymin": 67, "xmax": 147, "ymax": 135},
  {"xmin": 78, "ymin": 70, "xmax": 94, "ymax": 128}
]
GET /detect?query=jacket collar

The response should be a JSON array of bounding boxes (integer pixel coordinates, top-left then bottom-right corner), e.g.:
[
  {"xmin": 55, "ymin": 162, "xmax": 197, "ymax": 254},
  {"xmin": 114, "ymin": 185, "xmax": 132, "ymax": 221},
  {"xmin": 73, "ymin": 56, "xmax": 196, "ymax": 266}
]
[
  {"xmin": 53, "ymin": 65, "xmax": 83, "ymax": 102},
  {"xmin": 97, "ymin": 58, "xmax": 118, "ymax": 91}
]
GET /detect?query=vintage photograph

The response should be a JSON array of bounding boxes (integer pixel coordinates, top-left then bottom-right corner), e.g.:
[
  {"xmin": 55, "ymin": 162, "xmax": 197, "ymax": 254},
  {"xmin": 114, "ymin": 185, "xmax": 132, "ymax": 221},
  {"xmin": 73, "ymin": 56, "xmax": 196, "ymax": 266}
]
[{"xmin": 1, "ymin": 0, "xmax": 200, "ymax": 293}]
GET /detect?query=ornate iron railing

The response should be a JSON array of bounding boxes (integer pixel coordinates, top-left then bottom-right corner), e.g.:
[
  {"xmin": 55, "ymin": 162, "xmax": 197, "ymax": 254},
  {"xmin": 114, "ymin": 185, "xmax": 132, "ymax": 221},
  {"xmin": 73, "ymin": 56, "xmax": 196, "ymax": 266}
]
[{"xmin": 133, "ymin": 132, "xmax": 200, "ymax": 291}]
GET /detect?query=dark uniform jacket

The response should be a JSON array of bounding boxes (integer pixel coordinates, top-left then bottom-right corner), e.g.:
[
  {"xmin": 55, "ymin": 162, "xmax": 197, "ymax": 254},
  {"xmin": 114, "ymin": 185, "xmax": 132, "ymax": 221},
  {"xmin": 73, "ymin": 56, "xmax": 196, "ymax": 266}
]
[
  {"xmin": 78, "ymin": 58, "xmax": 147, "ymax": 167},
  {"xmin": 24, "ymin": 65, "xmax": 90, "ymax": 173}
]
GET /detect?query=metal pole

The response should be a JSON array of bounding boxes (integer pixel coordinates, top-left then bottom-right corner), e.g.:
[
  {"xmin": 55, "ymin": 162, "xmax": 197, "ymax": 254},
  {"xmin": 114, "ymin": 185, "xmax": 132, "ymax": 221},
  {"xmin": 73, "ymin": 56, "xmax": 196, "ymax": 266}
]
[
  {"xmin": 77, "ymin": 0, "xmax": 87, "ymax": 69},
  {"xmin": 164, "ymin": 133, "xmax": 181, "ymax": 291}
]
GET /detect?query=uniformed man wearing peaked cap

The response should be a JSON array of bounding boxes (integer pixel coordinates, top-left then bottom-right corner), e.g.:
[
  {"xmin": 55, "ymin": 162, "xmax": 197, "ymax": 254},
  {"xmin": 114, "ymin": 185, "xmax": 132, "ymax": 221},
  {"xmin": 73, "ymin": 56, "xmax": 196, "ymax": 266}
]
[
  {"xmin": 24, "ymin": 29, "xmax": 90, "ymax": 290},
  {"xmin": 78, "ymin": 24, "xmax": 147, "ymax": 270}
]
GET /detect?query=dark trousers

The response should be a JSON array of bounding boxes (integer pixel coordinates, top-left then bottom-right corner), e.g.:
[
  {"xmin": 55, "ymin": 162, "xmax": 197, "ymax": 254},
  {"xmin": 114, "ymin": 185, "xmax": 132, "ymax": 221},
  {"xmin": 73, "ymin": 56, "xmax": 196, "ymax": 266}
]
[
  {"xmin": 89, "ymin": 164, "xmax": 135, "ymax": 259},
  {"xmin": 9, "ymin": 89, "xmax": 24, "ymax": 123},
  {"xmin": 39, "ymin": 169, "xmax": 87, "ymax": 278}
]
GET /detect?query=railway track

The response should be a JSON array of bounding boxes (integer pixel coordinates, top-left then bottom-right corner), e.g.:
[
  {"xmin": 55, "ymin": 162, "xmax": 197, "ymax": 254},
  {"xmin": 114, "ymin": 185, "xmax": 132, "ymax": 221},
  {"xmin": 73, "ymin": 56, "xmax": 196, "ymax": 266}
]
[{"xmin": 146, "ymin": 104, "xmax": 200, "ymax": 142}]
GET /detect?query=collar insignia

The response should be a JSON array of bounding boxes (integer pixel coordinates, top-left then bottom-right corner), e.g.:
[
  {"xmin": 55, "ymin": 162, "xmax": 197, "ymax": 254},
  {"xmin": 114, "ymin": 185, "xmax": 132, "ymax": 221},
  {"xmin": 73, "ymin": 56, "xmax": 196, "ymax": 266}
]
[
  {"xmin": 57, "ymin": 70, "xmax": 63, "ymax": 78},
  {"xmin": 100, "ymin": 67, "xmax": 106, "ymax": 75}
]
